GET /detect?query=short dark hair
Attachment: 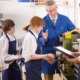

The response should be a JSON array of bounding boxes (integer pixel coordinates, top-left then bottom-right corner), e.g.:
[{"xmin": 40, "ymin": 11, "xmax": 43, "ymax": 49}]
[
  {"xmin": 2, "ymin": 19, "xmax": 15, "ymax": 32},
  {"xmin": 45, "ymin": 0, "xmax": 56, "ymax": 6}
]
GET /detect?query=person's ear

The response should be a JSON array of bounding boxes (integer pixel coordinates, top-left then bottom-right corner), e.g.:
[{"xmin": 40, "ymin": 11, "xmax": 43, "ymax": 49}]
[
  {"xmin": 8, "ymin": 27, "xmax": 12, "ymax": 31},
  {"xmin": 5, "ymin": 26, "xmax": 11, "ymax": 31}
]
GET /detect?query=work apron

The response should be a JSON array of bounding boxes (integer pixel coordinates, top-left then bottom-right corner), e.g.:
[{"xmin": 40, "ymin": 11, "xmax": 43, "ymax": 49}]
[
  {"xmin": 2, "ymin": 33, "xmax": 22, "ymax": 80},
  {"xmin": 25, "ymin": 30, "xmax": 42, "ymax": 80}
]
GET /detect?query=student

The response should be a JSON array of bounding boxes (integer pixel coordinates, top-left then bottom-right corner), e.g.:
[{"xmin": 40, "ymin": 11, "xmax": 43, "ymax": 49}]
[
  {"xmin": 22, "ymin": 16, "xmax": 55, "ymax": 80},
  {"xmin": 63, "ymin": 52, "xmax": 80, "ymax": 80},
  {"xmin": 1, "ymin": 19, "xmax": 22, "ymax": 80}
]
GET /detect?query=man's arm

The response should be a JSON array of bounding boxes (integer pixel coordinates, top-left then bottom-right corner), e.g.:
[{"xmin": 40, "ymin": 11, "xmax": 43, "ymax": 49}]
[{"xmin": 67, "ymin": 17, "xmax": 76, "ymax": 31}]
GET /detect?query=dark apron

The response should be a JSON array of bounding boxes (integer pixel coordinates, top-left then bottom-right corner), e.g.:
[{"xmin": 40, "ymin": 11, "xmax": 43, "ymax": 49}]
[
  {"xmin": 2, "ymin": 33, "xmax": 22, "ymax": 80},
  {"xmin": 25, "ymin": 30, "xmax": 42, "ymax": 80}
]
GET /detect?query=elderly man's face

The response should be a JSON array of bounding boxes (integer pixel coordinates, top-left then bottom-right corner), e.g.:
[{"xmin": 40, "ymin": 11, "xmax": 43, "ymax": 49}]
[{"xmin": 46, "ymin": 4, "xmax": 57, "ymax": 18}]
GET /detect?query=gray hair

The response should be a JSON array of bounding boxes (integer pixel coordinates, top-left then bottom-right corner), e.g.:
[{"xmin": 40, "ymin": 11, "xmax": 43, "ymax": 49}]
[{"xmin": 45, "ymin": 0, "xmax": 56, "ymax": 6}]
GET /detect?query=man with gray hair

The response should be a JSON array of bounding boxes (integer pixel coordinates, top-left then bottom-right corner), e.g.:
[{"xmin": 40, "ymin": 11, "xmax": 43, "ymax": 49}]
[{"xmin": 38, "ymin": 0, "xmax": 76, "ymax": 80}]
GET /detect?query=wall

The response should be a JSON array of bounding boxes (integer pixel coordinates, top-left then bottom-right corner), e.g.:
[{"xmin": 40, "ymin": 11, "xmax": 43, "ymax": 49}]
[
  {"xmin": 0, "ymin": 0, "xmax": 76, "ymax": 38},
  {"xmin": 75, "ymin": 0, "xmax": 80, "ymax": 28},
  {"xmin": 0, "ymin": 1, "xmax": 34, "ymax": 38}
]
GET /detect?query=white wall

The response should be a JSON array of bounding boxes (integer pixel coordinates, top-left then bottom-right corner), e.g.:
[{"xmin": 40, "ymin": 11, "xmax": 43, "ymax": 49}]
[
  {"xmin": 75, "ymin": 0, "xmax": 80, "ymax": 29},
  {"xmin": 0, "ymin": 0, "xmax": 76, "ymax": 38},
  {"xmin": 0, "ymin": 1, "xmax": 35, "ymax": 38}
]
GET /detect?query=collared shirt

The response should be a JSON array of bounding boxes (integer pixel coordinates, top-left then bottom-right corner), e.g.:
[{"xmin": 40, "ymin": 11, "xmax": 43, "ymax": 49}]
[
  {"xmin": 0, "ymin": 33, "xmax": 18, "ymax": 70},
  {"xmin": 22, "ymin": 28, "xmax": 38, "ymax": 62},
  {"xmin": 0, "ymin": 33, "xmax": 18, "ymax": 56}
]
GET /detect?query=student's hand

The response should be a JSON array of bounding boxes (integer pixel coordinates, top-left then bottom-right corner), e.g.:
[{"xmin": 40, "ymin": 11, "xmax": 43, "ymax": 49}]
[
  {"xmin": 42, "ymin": 30, "xmax": 48, "ymax": 41},
  {"xmin": 8, "ymin": 61, "xmax": 14, "ymax": 65},
  {"xmin": 46, "ymin": 54, "xmax": 55, "ymax": 64},
  {"xmin": 72, "ymin": 52, "xmax": 80, "ymax": 57},
  {"xmin": 63, "ymin": 55, "xmax": 71, "ymax": 62},
  {"xmin": 16, "ymin": 53, "xmax": 21, "ymax": 57},
  {"xmin": 47, "ymin": 54, "xmax": 55, "ymax": 59},
  {"xmin": 0, "ymin": 66, "xmax": 4, "ymax": 71},
  {"xmin": 47, "ymin": 58, "xmax": 55, "ymax": 64}
]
